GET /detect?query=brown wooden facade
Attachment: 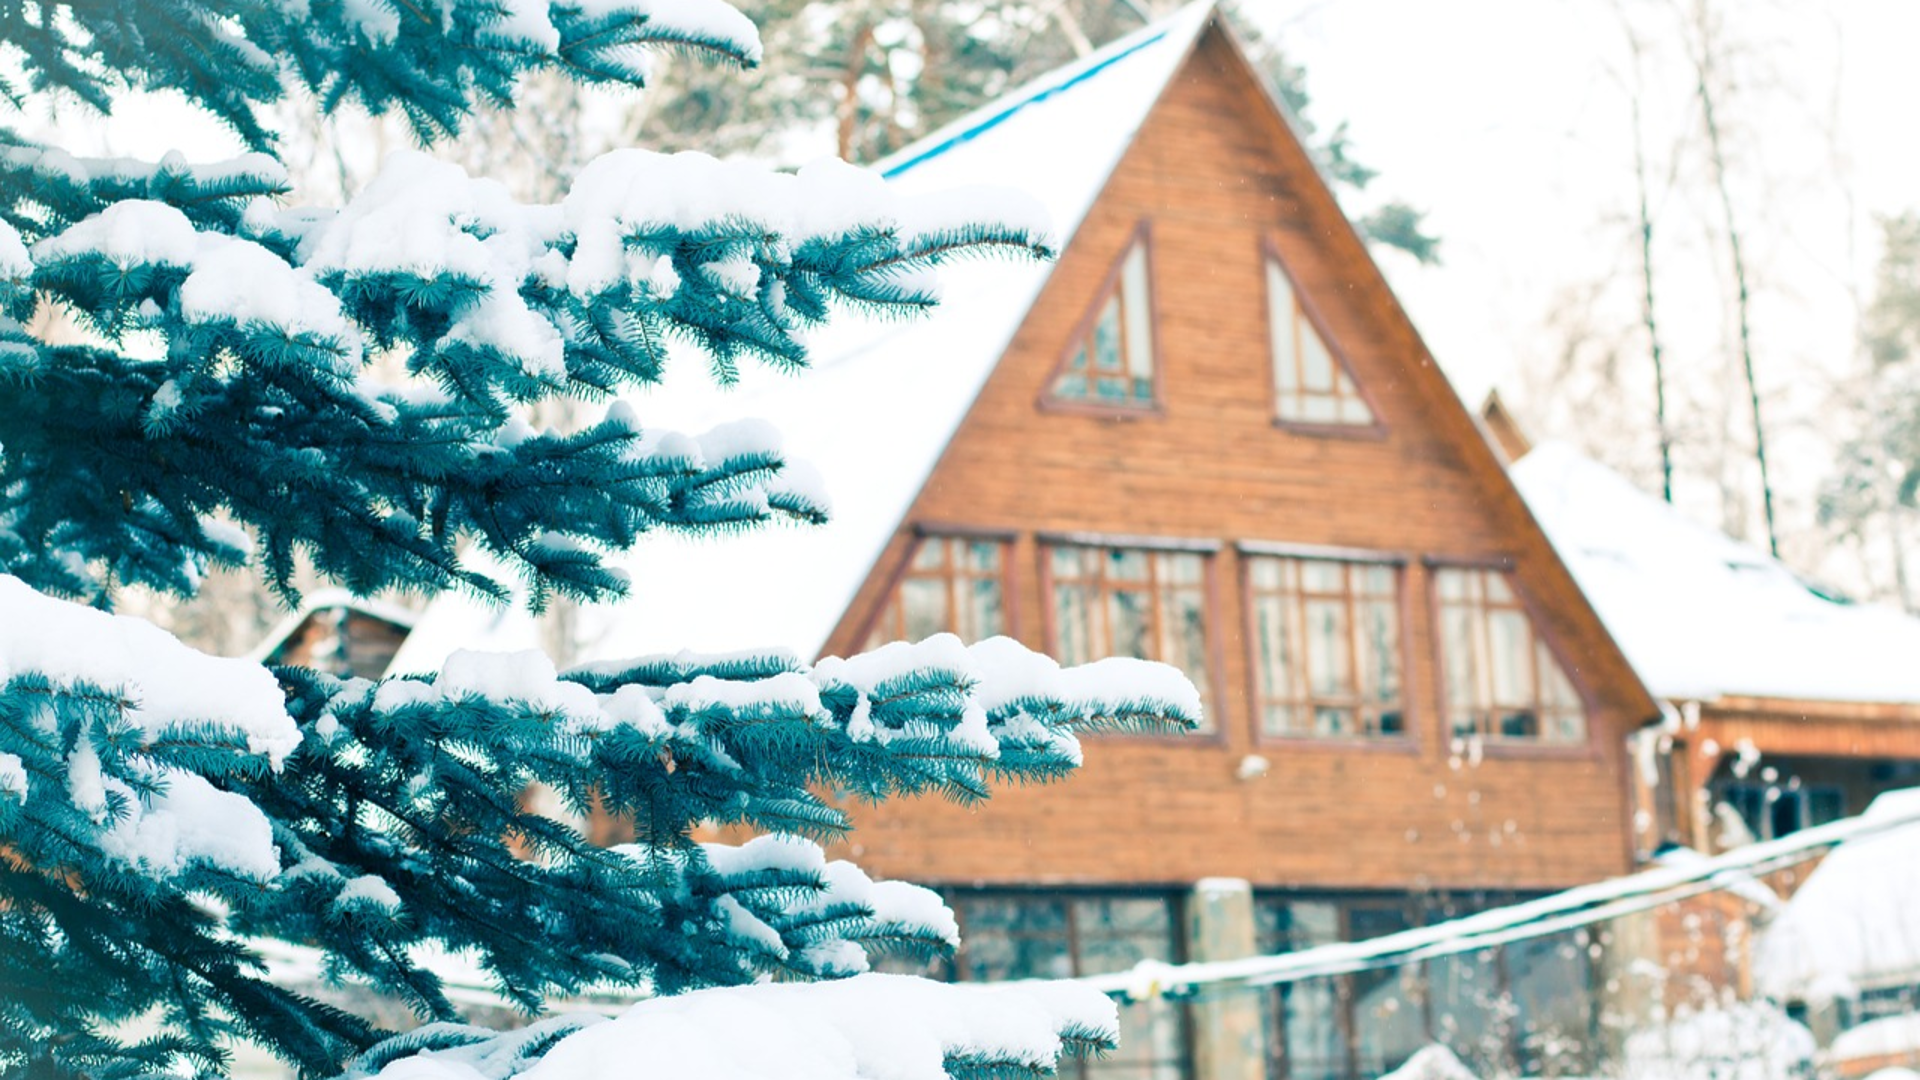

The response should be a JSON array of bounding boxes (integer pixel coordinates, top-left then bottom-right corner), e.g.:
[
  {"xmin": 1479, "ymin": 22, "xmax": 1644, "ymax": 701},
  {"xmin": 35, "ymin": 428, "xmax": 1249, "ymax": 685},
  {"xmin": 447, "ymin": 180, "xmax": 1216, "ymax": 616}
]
[{"xmin": 816, "ymin": 24, "xmax": 1658, "ymax": 897}]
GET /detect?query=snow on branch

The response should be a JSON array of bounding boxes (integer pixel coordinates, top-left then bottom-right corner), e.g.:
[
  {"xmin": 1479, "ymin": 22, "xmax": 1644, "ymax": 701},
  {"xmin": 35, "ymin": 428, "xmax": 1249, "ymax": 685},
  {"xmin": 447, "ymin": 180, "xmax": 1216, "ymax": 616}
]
[
  {"xmin": 0, "ymin": 1, "xmax": 766, "ymax": 151},
  {"xmin": 344, "ymin": 975, "xmax": 1116, "ymax": 1080},
  {"xmin": 2, "ymin": 148, "xmax": 1046, "ymax": 608}
]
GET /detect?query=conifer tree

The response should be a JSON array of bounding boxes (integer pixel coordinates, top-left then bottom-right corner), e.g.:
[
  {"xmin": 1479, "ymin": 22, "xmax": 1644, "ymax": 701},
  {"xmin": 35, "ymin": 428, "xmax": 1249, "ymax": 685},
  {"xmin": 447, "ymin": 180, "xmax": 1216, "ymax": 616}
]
[{"xmin": 0, "ymin": 3, "xmax": 1200, "ymax": 1078}]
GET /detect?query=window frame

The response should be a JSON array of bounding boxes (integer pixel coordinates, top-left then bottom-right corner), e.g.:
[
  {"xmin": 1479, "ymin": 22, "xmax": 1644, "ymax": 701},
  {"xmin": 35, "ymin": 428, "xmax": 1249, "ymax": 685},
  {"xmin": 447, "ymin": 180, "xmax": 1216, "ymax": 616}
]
[
  {"xmin": 945, "ymin": 887, "xmax": 1194, "ymax": 1080},
  {"xmin": 1039, "ymin": 221, "xmax": 1166, "ymax": 418},
  {"xmin": 1262, "ymin": 238, "xmax": 1387, "ymax": 440},
  {"xmin": 853, "ymin": 526, "xmax": 1017, "ymax": 651},
  {"xmin": 1238, "ymin": 540, "xmax": 1416, "ymax": 749},
  {"xmin": 1037, "ymin": 531, "xmax": 1226, "ymax": 739},
  {"xmin": 1424, "ymin": 558, "xmax": 1598, "ymax": 757},
  {"xmin": 1254, "ymin": 890, "xmax": 1602, "ymax": 1080}
]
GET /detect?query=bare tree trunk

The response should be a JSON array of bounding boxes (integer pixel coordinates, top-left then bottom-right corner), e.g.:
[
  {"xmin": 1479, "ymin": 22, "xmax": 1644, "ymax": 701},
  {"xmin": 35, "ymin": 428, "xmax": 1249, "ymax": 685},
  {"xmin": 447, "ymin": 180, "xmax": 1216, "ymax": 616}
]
[
  {"xmin": 1687, "ymin": 0, "xmax": 1780, "ymax": 557},
  {"xmin": 1619, "ymin": 11, "xmax": 1676, "ymax": 503},
  {"xmin": 836, "ymin": 23, "xmax": 876, "ymax": 162}
]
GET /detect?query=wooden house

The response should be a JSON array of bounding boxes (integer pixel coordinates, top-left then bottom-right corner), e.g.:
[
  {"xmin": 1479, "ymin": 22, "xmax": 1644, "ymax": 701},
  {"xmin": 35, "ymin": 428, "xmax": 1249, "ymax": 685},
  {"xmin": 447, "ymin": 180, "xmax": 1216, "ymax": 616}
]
[
  {"xmin": 388, "ymin": 7, "xmax": 1671, "ymax": 1079},
  {"xmin": 250, "ymin": 589, "xmax": 417, "ymax": 680}
]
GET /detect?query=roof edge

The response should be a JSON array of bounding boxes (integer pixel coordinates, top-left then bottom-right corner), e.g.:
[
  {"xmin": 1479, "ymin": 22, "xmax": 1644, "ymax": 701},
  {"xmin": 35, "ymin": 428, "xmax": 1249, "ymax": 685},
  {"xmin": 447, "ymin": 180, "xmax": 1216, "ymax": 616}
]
[{"xmin": 873, "ymin": 1, "xmax": 1217, "ymax": 182}]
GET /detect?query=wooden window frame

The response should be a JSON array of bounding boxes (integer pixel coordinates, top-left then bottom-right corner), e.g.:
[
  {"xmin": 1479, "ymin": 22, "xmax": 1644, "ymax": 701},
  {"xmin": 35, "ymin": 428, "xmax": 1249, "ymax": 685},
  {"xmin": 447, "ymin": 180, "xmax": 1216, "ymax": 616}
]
[
  {"xmin": 1239, "ymin": 543, "xmax": 1414, "ymax": 747},
  {"xmin": 1038, "ymin": 533, "xmax": 1226, "ymax": 740},
  {"xmin": 1262, "ymin": 238, "xmax": 1387, "ymax": 440},
  {"xmin": 1039, "ymin": 221, "xmax": 1166, "ymax": 419},
  {"xmin": 1425, "ymin": 561, "xmax": 1598, "ymax": 757},
  {"xmin": 946, "ymin": 888, "xmax": 1193, "ymax": 1080},
  {"xmin": 854, "ymin": 529, "xmax": 1015, "ymax": 651},
  {"xmin": 1255, "ymin": 890, "xmax": 1602, "ymax": 1080}
]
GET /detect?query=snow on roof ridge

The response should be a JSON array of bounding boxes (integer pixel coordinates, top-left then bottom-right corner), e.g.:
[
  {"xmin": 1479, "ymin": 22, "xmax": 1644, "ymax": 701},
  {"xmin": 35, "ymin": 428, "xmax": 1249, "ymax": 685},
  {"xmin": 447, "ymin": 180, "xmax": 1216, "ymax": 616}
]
[{"xmin": 873, "ymin": 1, "xmax": 1216, "ymax": 182}]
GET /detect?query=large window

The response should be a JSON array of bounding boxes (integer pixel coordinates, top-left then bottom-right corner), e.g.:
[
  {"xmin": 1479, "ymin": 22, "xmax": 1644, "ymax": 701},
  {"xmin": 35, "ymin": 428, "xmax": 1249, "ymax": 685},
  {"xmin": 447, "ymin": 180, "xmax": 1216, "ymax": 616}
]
[
  {"xmin": 1047, "ymin": 542, "xmax": 1212, "ymax": 730},
  {"xmin": 1267, "ymin": 254, "xmax": 1374, "ymax": 428},
  {"xmin": 1247, "ymin": 555, "xmax": 1404, "ymax": 739},
  {"xmin": 949, "ymin": 892, "xmax": 1189, "ymax": 1080},
  {"xmin": 1433, "ymin": 567, "xmax": 1585, "ymax": 745},
  {"xmin": 1048, "ymin": 236, "xmax": 1156, "ymax": 409},
  {"xmin": 862, "ymin": 535, "xmax": 1007, "ymax": 650},
  {"xmin": 1257, "ymin": 895, "xmax": 1599, "ymax": 1080}
]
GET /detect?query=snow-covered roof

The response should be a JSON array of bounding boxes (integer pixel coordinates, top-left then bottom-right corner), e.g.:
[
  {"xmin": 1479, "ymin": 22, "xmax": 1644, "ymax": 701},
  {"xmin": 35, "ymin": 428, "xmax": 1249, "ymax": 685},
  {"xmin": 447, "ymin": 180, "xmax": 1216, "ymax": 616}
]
[
  {"xmin": 389, "ymin": 3, "xmax": 1217, "ymax": 674},
  {"xmin": 247, "ymin": 587, "xmax": 420, "ymax": 665},
  {"xmin": 1512, "ymin": 442, "xmax": 1920, "ymax": 705},
  {"xmin": 1754, "ymin": 788, "xmax": 1920, "ymax": 1003}
]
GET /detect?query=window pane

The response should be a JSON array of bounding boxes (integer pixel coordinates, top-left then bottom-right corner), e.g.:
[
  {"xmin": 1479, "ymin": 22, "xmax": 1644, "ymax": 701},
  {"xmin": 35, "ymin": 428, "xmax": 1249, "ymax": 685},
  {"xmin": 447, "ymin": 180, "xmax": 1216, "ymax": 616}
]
[
  {"xmin": 965, "ymin": 541, "xmax": 1000, "ymax": 574},
  {"xmin": 1487, "ymin": 609, "xmax": 1530, "ymax": 705},
  {"xmin": 1107, "ymin": 548, "xmax": 1149, "ymax": 581},
  {"xmin": 1162, "ymin": 551, "xmax": 1204, "ymax": 586},
  {"xmin": 902, "ymin": 577, "xmax": 948, "ymax": 641},
  {"xmin": 1430, "ymin": 949, "xmax": 1503, "ymax": 1071},
  {"xmin": 1269, "ymin": 260, "xmax": 1300, "ymax": 395},
  {"xmin": 913, "ymin": 538, "xmax": 948, "ymax": 571},
  {"xmin": 1093, "ymin": 297, "xmax": 1124, "ymax": 371},
  {"xmin": 1055, "ymin": 584, "xmax": 1092, "ymax": 665},
  {"xmin": 1251, "ymin": 555, "xmax": 1285, "ymax": 591},
  {"xmin": 1299, "ymin": 321, "xmax": 1335, "ymax": 393},
  {"xmin": 1108, "ymin": 587, "xmax": 1152, "ymax": 659},
  {"xmin": 1507, "ymin": 933, "xmax": 1597, "ymax": 1078},
  {"xmin": 1053, "ymin": 546, "xmax": 1089, "ymax": 579},
  {"xmin": 1436, "ymin": 568, "xmax": 1588, "ymax": 741},
  {"xmin": 1300, "ymin": 559, "xmax": 1344, "ymax": 594},
  {"xmin": 1358, "ymin": 598, "xmax": 1401, "ymax": 705},
  {"xmin": 1304, "ymin": 598, "xmax": 1350, "ymax": 698},
  {"xmin": 1122, "ymin": 245, "xmax": 1154, "ymax": 384},
  {"xmin": 1349, "ymin": 908, "xmax": 1423, "ymax": 1080}
]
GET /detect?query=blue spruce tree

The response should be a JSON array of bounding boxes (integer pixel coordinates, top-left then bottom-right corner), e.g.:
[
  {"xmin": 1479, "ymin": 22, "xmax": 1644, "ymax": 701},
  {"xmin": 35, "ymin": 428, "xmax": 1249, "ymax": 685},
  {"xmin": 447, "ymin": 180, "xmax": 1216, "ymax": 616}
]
[{"xmin": 0, "ymin": 3, "xmax": 1201, "ymax": 1078}]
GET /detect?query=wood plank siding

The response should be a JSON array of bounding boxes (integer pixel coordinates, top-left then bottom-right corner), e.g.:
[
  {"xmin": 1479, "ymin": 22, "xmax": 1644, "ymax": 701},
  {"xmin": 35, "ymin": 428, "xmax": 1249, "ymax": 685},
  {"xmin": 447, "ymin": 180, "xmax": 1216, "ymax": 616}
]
[{"xmin": 819, "ymin": 25, "xmax": 1656, "ymax": 895}]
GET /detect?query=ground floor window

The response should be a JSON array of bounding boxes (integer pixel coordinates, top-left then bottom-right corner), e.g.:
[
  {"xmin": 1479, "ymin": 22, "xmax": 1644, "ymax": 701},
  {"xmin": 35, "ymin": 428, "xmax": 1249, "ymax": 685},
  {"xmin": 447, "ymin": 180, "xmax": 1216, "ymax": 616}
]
[
  {"xmin": 944, "ymin": 890, "xmax": 1191, "ymax": 1080},
  {"xmin": 1256, "ymin": 894, "xmax": 1598, "ymax": 1080},
  {"xmin": 1716, "ymin": 780, "xmax": 1845, "ymax": 842}
]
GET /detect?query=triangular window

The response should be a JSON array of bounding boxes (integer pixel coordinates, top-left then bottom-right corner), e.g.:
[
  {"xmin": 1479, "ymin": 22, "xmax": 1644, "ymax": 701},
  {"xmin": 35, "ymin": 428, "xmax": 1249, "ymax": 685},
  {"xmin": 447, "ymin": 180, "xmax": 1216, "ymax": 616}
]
[
  {"xmin": 1046, "ymin": 231, "xmax": 1156, "ymax": 409},
  {"xmin": 1268, "ymin": 253, "xmax": 1376, "ymax": 427}
]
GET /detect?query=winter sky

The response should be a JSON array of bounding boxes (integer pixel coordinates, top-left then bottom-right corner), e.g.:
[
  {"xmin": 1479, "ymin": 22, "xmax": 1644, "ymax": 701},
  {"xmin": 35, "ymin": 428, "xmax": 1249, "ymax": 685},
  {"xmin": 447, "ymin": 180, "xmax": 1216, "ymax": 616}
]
[{"xmin": 1247, "ymin": 0, "xmax": 1920, "ymax": 411}]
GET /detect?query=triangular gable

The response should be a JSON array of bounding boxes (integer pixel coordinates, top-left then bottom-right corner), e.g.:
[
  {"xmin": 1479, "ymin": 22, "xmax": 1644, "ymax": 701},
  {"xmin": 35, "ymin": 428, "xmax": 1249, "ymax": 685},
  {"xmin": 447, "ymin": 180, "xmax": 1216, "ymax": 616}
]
[
  {"xmin": 818, "ymin": 13, "xmax": 1657, "ymax": 731},
  {"xmin": 1195, "ymin": 21, "xmax": 1659, "ymax": 724}
]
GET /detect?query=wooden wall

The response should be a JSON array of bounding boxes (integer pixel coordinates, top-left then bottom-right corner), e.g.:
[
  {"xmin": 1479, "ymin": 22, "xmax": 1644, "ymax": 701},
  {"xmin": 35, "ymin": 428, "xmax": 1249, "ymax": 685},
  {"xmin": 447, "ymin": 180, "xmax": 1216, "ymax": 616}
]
[{"xmin": 818, "ymin": 25, "xmax": 1655, "ymax": 895}]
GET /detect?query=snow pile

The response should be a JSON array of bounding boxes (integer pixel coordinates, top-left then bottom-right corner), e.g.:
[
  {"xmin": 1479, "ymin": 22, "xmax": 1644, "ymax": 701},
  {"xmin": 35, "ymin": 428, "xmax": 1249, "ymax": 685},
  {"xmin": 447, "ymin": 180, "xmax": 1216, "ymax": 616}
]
[
  {"xmin": 1755, "ymin": 789, "xmax": 1920, "ymax": 1003},
  {"xmin": 1378, "ymin": 1045, "xmax": 1478, "ymax": 1080},
  {"xmin": 1623, "ymin": 1002, "xmax": 1814, "ymax": 1080},
  {"xmin": 34, "ymin": 200, "xmax": 361, "ymax": 369},
  {"xmin": 0, "ymin": 575, "xmax": 300, "ymax": 764},
  {"xmin": 1513, "ymin": 442, "xmax": 1920, "ymax": 703},
  {"xmin": 361, "ymin": 975, "xmax": 1116, "ymax": 1080},
  {"xmin": 1833, "ymin": 1016, "xmax": 1920, "ymax": 1064}
]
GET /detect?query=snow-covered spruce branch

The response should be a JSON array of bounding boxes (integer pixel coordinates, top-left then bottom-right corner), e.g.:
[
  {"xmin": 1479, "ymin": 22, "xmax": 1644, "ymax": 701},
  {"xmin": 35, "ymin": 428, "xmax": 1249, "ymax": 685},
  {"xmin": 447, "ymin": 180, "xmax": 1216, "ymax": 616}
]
[
  {"xmin": 0, "ymin": 0, "xmax": 764, "ymax": 152},
  {"xmin": 0, "ymin": 578, "xmax": 1196, "ymax": 1075},
  {"xmin": 339, "ymin": 976, "xmax": 1118, "ymax": 1080},
  {"xmin": 0, "ymin": 148, "xmax": 1048, "ymax": 606}
]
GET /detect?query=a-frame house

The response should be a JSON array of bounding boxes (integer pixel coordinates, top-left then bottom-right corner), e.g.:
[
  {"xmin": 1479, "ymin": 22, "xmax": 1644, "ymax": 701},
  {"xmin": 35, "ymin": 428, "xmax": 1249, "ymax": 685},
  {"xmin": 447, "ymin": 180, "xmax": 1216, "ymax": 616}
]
[{"xmin": 390, "ymin": 7, "xmax": 1661, "ymax": 1078}]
